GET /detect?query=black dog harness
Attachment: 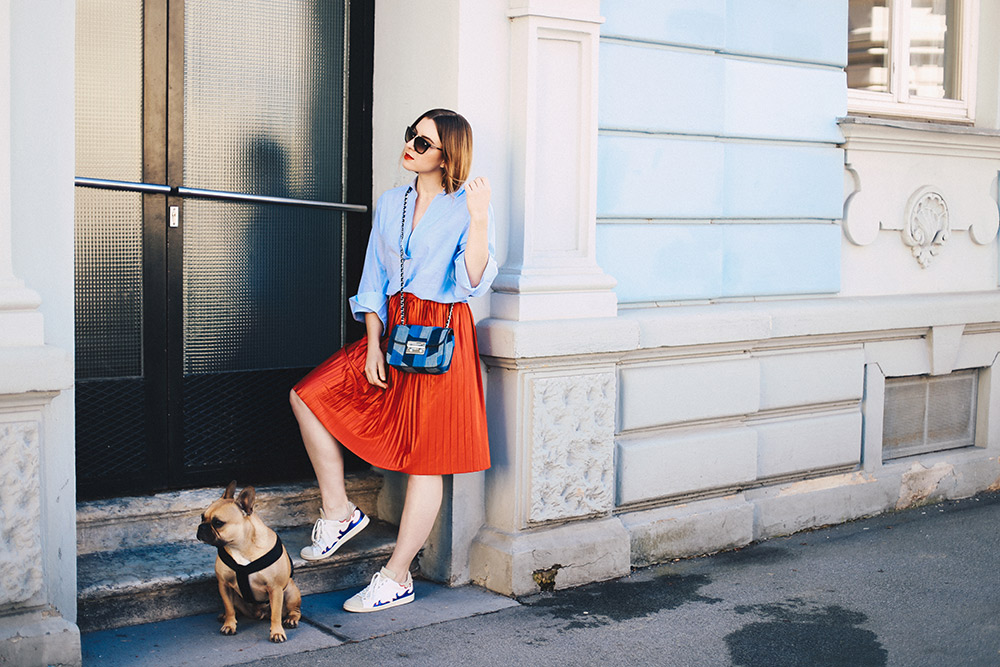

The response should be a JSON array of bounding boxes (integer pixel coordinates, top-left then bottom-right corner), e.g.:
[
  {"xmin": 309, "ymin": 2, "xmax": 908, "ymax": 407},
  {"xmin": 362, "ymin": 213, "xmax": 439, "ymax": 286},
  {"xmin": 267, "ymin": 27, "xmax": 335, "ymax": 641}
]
[{"xmin": 216, "ymin": 534, "xmax": 294, "ymax": 603}]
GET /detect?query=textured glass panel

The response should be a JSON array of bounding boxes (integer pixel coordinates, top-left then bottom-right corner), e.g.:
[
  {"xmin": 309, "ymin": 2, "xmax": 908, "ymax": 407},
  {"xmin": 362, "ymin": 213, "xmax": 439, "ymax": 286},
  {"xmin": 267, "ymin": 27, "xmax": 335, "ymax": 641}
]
[
  {"xmin": 909, "ymin": 0, "xmax": 958, "ymax": 99},
  {"xmin": 182, "ymin": 201, "xmax": 342, "ymax": 373},
  {"xmin": 183, "ymin": 0, "xmax": 346, "ymax": 375},
  {"xmin": 74, "ymin": 0, "xmax": 143, "ymax": 379},
  {"xmin": 848, "ymin": 0, "xmax": 891, "ymax": 92}
]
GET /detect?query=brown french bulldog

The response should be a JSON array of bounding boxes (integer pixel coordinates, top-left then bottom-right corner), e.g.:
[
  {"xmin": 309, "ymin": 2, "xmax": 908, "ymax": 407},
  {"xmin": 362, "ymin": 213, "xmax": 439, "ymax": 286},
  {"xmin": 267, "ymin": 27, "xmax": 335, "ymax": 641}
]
[{"xmin": 196, "ymin": 481, "xmax": 302, "ymax": 642}]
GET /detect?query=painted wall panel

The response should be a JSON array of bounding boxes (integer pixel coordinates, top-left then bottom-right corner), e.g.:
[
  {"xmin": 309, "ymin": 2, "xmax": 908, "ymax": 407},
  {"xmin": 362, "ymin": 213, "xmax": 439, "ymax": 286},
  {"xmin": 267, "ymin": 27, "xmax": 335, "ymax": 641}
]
[
  {"xmin": 597, "ymin": 135, "xmax": 724, "ymax": 218},
  {"xmin": 599, "ymin": 42, "xmax": 724, "ymax": 135},
  {"xmin": 720, "ymin": 224, "xmax": 841, "ymax": 297},
  {"xmin": 598, "ymin": 137, "xmax": 842, "ymax": 219},
  {"xmin": 723, "ymin": 143, "xmax": 844, "ymax": 218},
  {"xmin": 754, "ymin": 411, "xmax": 863, "ymax": 478},
  {"xmin": 596, "ymin": 224, "xmax": 723, "ymax": 302},
  {"xmin": 616, "ymin": 427, "xmax": 758, "ymax": 504},
  {"xmin": 758, "ymin": 348, "xmax": 865, "ymax": 410},
  {"xmin": 619, "ymin": 357, "xmax": 760, "ymax": 431},
  {"xmin": 724, "ymin": 59, "xmax": 845, "ymax": 142},
  {"xmin": 601, "ymin": 0, "xmax": 725, "ymax": 49},
  {"xmin": 597, "ymin": 223, "xmax": 840, "ymax": 302},
  {"xmin": 725, "ymin": 0, "xmax": 847, "ymax": 66},
  {"xmin": 599, "ymin": 43, "xmax": 845, "ymax": 143}
]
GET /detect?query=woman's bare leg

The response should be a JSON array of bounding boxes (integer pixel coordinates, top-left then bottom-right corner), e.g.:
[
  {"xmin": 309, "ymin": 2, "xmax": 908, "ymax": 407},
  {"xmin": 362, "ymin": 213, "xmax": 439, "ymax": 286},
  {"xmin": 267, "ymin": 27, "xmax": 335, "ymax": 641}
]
[
  {"xmin": 384, "ymin": 474, "xmax": 443, "ymax": 582},
  {"xmin": 289, "ymin": 389, "xmax": 351, "ymax": 521}
]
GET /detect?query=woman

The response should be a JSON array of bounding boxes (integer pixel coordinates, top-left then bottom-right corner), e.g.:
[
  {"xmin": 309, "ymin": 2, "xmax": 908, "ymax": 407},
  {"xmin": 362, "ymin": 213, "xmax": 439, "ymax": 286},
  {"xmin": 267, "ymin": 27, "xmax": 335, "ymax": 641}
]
[{"xmin": 289, "ymin": 108, "xmax": 496, "ymax": 612}]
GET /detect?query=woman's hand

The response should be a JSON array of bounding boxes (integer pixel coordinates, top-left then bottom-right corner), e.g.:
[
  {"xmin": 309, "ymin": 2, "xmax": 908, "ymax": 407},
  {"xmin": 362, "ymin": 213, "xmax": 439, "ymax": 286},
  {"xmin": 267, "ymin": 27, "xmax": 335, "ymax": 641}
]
[
  {"xmin": 364, "ymin": 343, "xmax": 388, "ymax": 389},
  {"xmin": 465, "ymin": 177, "xmax": 491, "ymax": 221},
  {"xmin": 363, "ymin": 311, "xmax": 388, "ymax": 389},
  {"xmin": 464, "ymin": 177, "xmax": 490, "ymax": 287}
]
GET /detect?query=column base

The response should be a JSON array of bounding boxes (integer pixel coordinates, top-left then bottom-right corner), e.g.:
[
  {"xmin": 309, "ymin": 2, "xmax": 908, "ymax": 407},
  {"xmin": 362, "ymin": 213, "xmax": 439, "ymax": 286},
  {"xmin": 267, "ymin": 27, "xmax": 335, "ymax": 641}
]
[
  {"xmin": 0, "ymin": 613, "xmax": 80, "ymax": 667},
  {"xmin": 469, "ymin": 517, "xmax": 631, "ymax": 596}
]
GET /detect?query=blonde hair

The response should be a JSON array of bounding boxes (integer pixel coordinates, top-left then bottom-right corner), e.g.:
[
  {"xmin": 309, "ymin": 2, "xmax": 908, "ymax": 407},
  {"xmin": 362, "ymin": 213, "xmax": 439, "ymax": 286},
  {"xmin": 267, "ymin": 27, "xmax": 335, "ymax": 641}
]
[{"xmin": 411, "ymin": 109, "xmax": 472, "ymax": 195}]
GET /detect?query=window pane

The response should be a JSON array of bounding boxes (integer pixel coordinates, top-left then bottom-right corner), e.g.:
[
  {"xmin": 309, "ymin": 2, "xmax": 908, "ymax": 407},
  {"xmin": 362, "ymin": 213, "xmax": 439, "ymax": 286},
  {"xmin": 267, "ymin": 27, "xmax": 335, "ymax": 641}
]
[
  {"xmin": 909, "ymin": 0, "xmax": 959, "ymax": 99},
  {"xmin": 848, "ymin": 0, "xmax": 891, "ymax": 92}
]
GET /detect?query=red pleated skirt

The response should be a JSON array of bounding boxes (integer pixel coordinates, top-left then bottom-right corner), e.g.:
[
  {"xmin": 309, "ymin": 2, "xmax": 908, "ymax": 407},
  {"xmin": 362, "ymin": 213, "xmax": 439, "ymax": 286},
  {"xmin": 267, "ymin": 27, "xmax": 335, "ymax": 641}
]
[{"xmin": 293, "ymin": 293, "xmax": 490, "ymax": 475}]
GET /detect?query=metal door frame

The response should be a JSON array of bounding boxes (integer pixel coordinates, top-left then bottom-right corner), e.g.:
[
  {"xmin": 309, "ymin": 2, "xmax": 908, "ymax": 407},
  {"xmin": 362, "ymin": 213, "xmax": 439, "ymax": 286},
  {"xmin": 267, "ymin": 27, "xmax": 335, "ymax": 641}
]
[{"xmin": 75, "ymin": 0, "xmax": 373, "ymax": 498}]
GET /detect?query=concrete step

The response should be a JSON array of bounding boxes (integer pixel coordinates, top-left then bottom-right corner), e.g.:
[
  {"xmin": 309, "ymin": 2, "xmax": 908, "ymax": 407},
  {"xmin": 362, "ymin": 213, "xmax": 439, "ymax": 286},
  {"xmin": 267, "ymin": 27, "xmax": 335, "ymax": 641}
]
[
  {"xmin": 76, "ymin": 473, "xmax": 393, "ymax": 633},
  {"xmin": 77, "ymin": 475, "xmax": 382, "ymax": 555},
  {"xmin": 77, "ymin": 518, "xmax": 399, "ymax": 633}
]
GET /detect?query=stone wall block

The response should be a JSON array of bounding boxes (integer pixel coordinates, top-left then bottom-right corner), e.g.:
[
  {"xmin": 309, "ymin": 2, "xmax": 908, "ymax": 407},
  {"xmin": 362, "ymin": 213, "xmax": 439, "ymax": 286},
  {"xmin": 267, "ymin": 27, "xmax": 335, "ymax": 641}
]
[
  {"xmin": 621, "ymin": 497, "xmax": 754, "ymax": 566},
  {"xmin": 529, "ymin": 372, "xmax": 616, "ymax": 523},
  {"xmin": 0, "ymin": 420, "xmax": 43, "ymax": 605}
]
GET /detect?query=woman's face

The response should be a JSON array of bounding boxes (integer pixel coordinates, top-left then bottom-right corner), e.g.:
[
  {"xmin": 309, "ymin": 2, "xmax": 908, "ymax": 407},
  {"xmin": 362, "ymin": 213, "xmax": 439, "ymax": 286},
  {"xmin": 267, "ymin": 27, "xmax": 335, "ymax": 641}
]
[{"xmin": 403, "ymin": 117, "xmax": 446, "ymax": 177}]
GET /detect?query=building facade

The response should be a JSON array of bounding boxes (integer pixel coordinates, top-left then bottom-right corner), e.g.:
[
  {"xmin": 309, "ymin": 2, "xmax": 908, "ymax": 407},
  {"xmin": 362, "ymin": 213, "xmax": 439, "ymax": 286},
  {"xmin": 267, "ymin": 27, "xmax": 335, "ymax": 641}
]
[{"xmin": 2, "ymin": 1, "xmax": 999, "ymax": 663}]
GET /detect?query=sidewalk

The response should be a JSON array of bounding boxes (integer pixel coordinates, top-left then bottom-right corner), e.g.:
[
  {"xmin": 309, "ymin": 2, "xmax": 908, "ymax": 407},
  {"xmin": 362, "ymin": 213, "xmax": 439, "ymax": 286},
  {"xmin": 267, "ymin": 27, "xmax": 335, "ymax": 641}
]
[{"xmin": 82, "ymin": 490, "xmax": 1000, "ymax": 666}]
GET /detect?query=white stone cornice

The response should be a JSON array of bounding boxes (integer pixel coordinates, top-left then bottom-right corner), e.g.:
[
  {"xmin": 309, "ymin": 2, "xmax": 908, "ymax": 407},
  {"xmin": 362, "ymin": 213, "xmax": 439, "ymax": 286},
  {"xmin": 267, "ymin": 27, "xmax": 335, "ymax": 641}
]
[
  {"xmin": 507, "ymin": 0, "xmax": 602, "ymax": 23},
  {"xmin": 840, "ymin": 117, "xmax": 1000, "ymax": 159},
  {"xmin": 619, "ymin": 292, "xmax": 1000, "ymax": 350}
]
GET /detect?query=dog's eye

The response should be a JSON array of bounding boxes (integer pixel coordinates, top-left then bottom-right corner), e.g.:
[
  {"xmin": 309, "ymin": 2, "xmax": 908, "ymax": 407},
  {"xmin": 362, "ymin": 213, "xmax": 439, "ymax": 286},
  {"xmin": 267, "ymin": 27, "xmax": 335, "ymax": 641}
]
[{"xmin": 211, "ymin": 518, "xmax": 224, "ymax": 529}]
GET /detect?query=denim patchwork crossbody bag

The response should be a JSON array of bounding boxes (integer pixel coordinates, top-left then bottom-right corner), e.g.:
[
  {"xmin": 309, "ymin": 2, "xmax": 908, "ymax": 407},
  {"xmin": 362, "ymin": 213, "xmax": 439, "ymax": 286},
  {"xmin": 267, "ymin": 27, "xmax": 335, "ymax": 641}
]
[{"xmin": 386, "ymin": 187, "xmax": 456, "ymax": 375}]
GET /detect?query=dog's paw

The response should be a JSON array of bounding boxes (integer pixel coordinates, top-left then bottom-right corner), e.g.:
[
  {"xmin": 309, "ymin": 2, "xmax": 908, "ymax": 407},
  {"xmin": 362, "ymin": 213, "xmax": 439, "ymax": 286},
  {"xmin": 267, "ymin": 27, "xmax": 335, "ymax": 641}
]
[
  {"xmin": 269, "ymin": 628, "xmax": 287, "ymax": 643},
  {"xmin": 220, "ymin": 620, "xmax": 238, "ymax": 635},
  {"xmin": 282, "ymin": 617, "xmax": 299, "ymax": 629}
]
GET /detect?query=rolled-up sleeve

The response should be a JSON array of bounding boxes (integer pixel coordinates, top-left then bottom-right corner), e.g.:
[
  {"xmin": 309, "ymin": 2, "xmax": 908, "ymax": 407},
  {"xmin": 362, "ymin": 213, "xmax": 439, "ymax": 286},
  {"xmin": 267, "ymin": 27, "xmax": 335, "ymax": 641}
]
[
  {"xmin": 453, "ymin": 203, "xmax": 498, "ymax": 298},
  {"xmin": 350, "ymin": 218, "xmax": 389, "ymax": 329}
]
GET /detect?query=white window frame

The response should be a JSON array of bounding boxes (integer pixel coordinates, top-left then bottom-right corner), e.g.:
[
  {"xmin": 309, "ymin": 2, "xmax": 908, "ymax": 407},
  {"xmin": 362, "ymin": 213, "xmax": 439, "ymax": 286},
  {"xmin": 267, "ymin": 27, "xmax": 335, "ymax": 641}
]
[{"xmin": 848, "ymin": 0, "xmax": 979, "ymax": 123}]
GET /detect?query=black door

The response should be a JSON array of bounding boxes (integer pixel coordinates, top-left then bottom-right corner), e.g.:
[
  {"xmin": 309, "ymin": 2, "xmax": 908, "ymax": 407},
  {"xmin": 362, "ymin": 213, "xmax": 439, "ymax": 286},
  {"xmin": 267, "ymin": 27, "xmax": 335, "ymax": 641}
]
[{"xmin": 74, "ymin": 0, "xmax": 372, "ymax": 499}]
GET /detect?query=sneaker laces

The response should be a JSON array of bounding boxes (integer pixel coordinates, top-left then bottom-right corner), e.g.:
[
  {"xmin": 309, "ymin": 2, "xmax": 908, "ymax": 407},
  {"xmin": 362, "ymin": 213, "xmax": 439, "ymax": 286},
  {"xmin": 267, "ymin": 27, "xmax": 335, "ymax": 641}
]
[
  {"xmin": 310, "ymin": 507, "xmax": 353, "ymax": 548},
  {"xmin": 361, "ymin": 572, "xmax": 406, "ymax": 602},
  {"xmin": 309, "ymin": 518, "xmax": 326, "ymax": 548},
  {"xmin": 360, "ymin": 572, "xmax": 385, "ymax": 603}
]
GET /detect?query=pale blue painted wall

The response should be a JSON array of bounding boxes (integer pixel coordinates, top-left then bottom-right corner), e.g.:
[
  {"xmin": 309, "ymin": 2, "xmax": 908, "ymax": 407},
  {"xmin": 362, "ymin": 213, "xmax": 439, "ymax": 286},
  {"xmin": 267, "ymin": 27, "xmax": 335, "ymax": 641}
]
[{"xmin": 598, "ymin": 0, "xmax": 847, "ymax": 303}]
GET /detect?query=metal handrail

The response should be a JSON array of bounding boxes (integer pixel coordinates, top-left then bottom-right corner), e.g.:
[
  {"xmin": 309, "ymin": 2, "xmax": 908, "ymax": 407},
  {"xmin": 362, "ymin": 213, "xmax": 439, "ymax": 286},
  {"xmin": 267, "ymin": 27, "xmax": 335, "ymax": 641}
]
[{"xmin": 75, "ymin": 176, "xmax": 369, "ymax": 213}]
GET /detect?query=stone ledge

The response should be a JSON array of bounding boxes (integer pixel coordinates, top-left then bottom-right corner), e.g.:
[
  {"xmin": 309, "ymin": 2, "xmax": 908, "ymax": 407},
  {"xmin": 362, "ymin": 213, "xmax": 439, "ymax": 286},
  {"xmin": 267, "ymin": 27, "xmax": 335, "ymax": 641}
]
[
  {"xmin": 619, "ymin": 496, "xmax": 754, "ymax": 566},
  {"xmin": 619, "ymin": 291, "xmax": 1000, "ymax": 350},
  {"xmin": 477, "ymin": 316, "xmax": 639, "ymax": 360},
  {"xmin": 0, "ymin": 614, "xmax": 80, "ymax": 667}
]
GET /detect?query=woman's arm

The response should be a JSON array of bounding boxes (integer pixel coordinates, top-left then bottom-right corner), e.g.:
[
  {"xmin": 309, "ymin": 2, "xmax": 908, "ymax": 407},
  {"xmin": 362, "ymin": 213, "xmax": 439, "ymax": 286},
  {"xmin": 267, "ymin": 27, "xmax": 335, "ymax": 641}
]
[
  {"xmin": 464, "ymin": 177, "xmax": 491, "ymax": 288},
  {"xmin": 364, "ymin": 311, "xmax": 388, "ymax": 389}
]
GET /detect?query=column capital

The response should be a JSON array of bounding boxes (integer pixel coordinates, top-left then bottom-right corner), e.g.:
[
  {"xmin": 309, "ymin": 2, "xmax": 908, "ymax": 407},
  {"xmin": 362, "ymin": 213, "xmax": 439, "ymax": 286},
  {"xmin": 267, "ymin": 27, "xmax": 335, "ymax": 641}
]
[{"xmin": 507, "ymin": 0, "xmax": 603, "ymax": 24}]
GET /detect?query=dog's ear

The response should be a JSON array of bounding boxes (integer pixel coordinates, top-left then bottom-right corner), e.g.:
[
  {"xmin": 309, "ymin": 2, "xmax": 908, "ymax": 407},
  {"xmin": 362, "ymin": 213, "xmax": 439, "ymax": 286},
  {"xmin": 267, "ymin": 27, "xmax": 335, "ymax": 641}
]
[
  {"xmin": 223, "ymin": 480, "xmax": 237, "ymax": 499},
  {"xmin": 236, "ymin": 486, "xmax": 256, "ymax": 515}
]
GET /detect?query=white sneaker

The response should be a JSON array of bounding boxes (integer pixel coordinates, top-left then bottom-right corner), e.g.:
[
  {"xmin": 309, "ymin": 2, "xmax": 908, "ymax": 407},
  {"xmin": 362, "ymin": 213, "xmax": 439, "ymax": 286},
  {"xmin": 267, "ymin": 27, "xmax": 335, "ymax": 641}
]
[
  {"xmin": 343, "ymin": 567, "xmax": 414, "ymax": 613},
  {"xmin": 299, "ymin": 505, "xmax": 370, "ymax": 561}
]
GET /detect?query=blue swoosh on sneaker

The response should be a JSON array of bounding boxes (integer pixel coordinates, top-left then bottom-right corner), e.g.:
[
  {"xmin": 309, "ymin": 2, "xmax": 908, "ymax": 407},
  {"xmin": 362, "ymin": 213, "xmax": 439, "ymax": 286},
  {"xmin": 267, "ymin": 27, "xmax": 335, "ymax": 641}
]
[
  {"xmin": 321, "ymin": 512, "xmax": 365, "ymax": 554},
  {"xmin": 373, "ymin": 589, "xmax": 413, "ymax": 607}
]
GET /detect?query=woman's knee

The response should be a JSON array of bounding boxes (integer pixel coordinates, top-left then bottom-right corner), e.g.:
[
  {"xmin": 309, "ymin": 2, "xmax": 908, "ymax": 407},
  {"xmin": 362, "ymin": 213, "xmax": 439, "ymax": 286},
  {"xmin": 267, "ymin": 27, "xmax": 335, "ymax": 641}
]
[{"xmin": 289, "ymin": 388, "xmax": 305, "ymax": 413}]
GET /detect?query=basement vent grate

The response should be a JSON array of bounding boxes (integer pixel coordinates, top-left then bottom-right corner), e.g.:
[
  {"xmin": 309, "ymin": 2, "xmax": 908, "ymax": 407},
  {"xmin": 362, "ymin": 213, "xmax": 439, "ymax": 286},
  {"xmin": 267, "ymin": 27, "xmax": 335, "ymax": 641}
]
[{"xmin": 882, "ymin": 370, "xmax": 978, "ymax": 461}]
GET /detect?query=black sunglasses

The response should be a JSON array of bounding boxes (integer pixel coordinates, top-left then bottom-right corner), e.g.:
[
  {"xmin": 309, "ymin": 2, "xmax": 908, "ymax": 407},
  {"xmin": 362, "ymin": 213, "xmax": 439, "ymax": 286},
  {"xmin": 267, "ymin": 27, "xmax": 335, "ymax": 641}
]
[{"xmin": 405, "ymin": 125, "xmax": 443, "ymax": 155}]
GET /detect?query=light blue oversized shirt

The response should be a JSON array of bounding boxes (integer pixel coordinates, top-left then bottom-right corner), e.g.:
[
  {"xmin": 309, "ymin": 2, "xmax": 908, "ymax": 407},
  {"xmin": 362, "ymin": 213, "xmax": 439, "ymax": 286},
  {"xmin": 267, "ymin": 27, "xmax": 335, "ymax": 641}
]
[{"xmin": 349, "ymin": 181, "xmax": 498, "ymax": 330}]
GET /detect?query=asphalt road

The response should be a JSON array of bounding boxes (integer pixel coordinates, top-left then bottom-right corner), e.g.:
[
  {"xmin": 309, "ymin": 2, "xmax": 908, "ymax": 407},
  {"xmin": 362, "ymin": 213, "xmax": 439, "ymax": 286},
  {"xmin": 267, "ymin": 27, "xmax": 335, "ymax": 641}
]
[{"xmin": 238, "ymin": 491, "xmax": 1000, "ymax": 667}]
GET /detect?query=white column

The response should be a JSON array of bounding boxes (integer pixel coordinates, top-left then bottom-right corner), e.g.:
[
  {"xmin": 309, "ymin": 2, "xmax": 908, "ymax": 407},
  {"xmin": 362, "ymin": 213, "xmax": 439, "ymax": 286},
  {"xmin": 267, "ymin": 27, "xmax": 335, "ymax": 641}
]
[
  {"xmin": 492, "ymin": 0, "xmax": 618, "ymax": 321},
  {"xmin": 0, "ymin": 0, "xmax": 78, "ymax": 663},
  {"xmin": 467, "ymin": 1, "xmax": 636, "ymax": 596},
  {"xmin": 0, "ymin": 0, "xmax": 44, "ymax": 347}
]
